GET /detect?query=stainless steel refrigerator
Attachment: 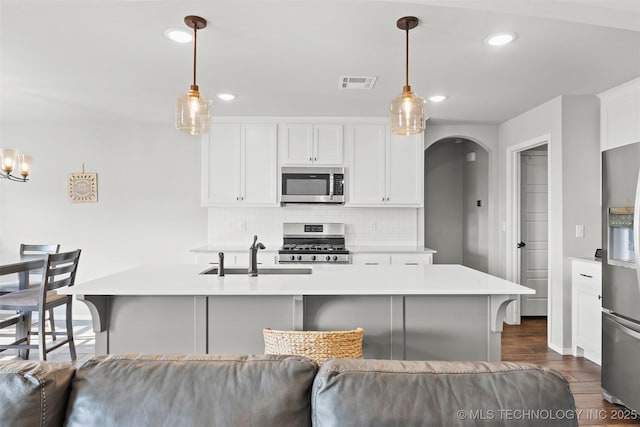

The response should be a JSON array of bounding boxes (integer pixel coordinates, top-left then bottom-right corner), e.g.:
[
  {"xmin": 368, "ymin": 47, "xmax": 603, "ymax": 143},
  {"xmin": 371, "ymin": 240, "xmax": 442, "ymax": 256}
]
[{"xmin": 602, "ymin": 141, "xmax": 640, "ymax": 411}]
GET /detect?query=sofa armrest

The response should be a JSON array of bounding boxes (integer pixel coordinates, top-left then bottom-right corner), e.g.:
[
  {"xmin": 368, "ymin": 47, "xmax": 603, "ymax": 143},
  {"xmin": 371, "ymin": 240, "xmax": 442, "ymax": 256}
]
[
  {"xmin": 312, "ymin": 360, "xmax": 577, "ymax": 427},
  {"xmin": 0, "ymin": 359, "xmax": 76, "ymax": 427},
  {"xmin": 65, "ymin": 354, "xmax": 318, "ymax": 427}
]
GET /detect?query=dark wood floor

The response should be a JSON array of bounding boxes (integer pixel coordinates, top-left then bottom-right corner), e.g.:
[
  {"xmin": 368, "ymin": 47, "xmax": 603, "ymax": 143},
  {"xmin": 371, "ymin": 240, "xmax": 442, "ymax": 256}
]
[{"xmin": 502, "ymin": 317, "xmax": 639, "ymax": 426}]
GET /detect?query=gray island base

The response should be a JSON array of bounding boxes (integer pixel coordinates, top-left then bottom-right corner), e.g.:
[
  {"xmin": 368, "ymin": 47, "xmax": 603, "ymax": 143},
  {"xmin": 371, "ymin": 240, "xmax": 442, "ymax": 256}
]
[{"xmin": 62, "ymin": 264, "xmax": 534, "ymax": 362}]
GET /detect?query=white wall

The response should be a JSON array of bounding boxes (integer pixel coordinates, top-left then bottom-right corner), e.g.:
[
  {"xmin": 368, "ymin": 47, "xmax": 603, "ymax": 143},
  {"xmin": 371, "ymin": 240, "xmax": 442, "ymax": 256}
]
[
  {"xmin": 424, "ymin": 141, "xmax": 464, "ymax": 263},
  {"xmin": 0, "ymin": 123, "xmax": 208, "ymax": 318},
  {"xmin": 498, "ymin": 95, "xmax": 600, "ymax": 354},
  {"xmin": 424, "ymin": 124, "xmax": 499, "ymax": 273},
  {"xmin": 463, "ymin": 141, "xmax": 489, "ymax": 272}
]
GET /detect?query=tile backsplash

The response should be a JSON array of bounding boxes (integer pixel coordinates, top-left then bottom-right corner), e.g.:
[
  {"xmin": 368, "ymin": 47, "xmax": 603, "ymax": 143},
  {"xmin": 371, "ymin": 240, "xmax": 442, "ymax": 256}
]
[{"xmin": 207, "ymin": 206, "xmax": 421, "ymax": 248}]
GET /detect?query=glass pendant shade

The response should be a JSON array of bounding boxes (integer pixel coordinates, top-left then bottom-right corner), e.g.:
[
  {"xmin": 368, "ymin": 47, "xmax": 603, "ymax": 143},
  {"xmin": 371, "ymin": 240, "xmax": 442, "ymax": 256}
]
[
  {"xmin": 18, "ymin": 153, "xmax": 32, "ymax": 177},
  {"xmin": 176, "ymin": 85, "xmax": 211, "ymax": 135},
  {"xmin": 391, "ymin": 86, "xmax": 425, "ymax": 135},
  {"xmin": 0, "ymin": 148, "xmax": 17, "ymax": 173}
]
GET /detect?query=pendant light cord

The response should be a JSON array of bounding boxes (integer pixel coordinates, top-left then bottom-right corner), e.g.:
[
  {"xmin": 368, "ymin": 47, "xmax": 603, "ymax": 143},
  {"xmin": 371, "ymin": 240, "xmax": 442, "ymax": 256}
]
[
  {"xmin": 192, "ymin": 26, "xmax": 198, "ymax": 87},
  {"xmin": 405, "ymin": 27, "xmax": 409, "ymax": 88}
]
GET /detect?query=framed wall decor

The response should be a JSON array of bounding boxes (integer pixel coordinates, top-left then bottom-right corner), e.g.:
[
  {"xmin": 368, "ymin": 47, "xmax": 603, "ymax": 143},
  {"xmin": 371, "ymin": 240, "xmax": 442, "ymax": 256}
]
[{"xmin": 68, "ymin": 165, "xmax": 98, "ymax": 202}]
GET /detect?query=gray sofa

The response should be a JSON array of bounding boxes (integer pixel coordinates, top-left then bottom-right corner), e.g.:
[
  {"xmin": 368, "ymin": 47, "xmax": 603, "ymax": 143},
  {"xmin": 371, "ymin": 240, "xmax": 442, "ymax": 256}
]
[{"xmin": 0, "ymin": 354, "xmax": 577, "ymax": 427}]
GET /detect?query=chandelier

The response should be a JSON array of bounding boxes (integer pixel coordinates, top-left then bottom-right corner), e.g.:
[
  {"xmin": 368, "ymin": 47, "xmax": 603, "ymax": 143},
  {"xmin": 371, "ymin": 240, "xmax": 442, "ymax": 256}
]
[{"xmin": 0, "ymin": 149, "xmax": 31, "ymax": 182}]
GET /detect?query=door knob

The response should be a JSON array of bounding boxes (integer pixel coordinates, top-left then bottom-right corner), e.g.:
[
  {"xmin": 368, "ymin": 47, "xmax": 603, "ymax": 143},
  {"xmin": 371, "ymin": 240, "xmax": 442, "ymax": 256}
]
[{"xmin": 517, "ymin": 242, "xmax": 526, "ymax": 248}]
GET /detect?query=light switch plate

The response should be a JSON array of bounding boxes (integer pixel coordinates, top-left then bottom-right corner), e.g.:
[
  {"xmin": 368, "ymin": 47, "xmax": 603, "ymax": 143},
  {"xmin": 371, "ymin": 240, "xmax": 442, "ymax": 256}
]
[{"xmin": 576, "ymin": 225, "xmax": 584, "ymax": 238}]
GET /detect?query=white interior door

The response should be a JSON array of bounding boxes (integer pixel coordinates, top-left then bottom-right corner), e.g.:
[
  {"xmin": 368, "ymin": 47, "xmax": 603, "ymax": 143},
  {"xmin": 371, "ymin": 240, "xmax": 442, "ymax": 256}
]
[{"xmin": 520, "ymin": 149, "xmax": 549, "ymax": 316}]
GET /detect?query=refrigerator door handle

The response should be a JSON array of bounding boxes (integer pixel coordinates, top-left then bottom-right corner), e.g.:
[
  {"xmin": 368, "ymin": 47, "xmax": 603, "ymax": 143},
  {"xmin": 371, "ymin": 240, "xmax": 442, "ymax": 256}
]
[{"xmin": 606, "ymin": 312, "xmax": 640, "ymax": 340}]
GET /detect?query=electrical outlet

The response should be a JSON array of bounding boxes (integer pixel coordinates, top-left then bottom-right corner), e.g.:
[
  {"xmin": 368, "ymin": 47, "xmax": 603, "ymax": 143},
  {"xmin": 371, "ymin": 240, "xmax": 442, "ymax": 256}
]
[
  {"xmin": 240, "ymin": 221, "xmax": 247, "ymax": 232},
  {"xmin": 576, "ymin": 225, "xmax": 584, "ymax": 238}
]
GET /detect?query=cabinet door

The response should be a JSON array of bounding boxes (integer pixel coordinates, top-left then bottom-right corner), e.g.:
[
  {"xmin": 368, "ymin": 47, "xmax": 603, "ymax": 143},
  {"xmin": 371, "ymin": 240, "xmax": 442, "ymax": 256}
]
[
  {"xmin": 348, "ymin": 125, "xmax": 386, "ymax": 206},
  {"xmin": 241, "ymin": 124, "xmax": 278, "ymax": 205},
  {"xmin": 351, "ymin": 253, "xmax": 391, "ymax": 265},
  {"xmin": 386, "ymin": 131, "xmax": 423, "ymax": 206},
  {"xmin": 600, "ymin": 83, "xmax": 640, "ymax": 150},
  {"xmin": 202, "ymin": 124, "xmax": 241, "ymax": 206},
  {"xmin": 575, "ymin": 283, "xmax": 602, "ymax": 361},
  {"xmin": 314, "ymin": 125, "xmax": 343, "ymax": 165},
  {"xmin": 390, "ymin": 253, "xmax": 432, "ymax": 265},
  {"xmin": 282, "ymin": 124, "xmax": 313, "ymax": 165}
]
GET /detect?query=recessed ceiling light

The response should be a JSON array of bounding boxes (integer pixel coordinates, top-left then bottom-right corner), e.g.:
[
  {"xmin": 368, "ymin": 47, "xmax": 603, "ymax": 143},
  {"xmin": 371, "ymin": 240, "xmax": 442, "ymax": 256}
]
[
  {"xmin": 216, "ymin": 93, "xmax": 236, "ymax": 101},
  {"xmin": 484, "ymin": 32, "xmax": 517, "ymax": 47},
  {"xmin": 164, "ymin": 28, "xmax": 192, "ymax": 43},
  {"xmin": 428, "ymin": 95, "xmax": 447, "ymax": 103}
]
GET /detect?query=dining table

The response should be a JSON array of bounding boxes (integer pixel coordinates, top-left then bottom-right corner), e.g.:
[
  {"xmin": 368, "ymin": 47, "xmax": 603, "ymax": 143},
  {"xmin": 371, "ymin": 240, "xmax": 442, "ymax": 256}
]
[{"xmin": 0, "ymin": 254, "xmax": 46, "ymax": 359}]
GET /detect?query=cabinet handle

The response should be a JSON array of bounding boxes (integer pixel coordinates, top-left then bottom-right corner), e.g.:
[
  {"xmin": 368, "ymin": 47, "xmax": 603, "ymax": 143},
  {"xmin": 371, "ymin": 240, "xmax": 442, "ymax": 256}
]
[
  {"xmin": 314, "ymin": 157, "xmax": 317, "ymax": 161},
  {"xmin": 309, "ymin": 157, "xmax": 313, "ymax": 161},
  {"xmin": 580, "ymin": 273, "xmax": 593, "ymax": 278},
  {"xmin": 386, "ymin": 197, "xmax": 390, "ymax": 201},
  {"xmin": 236, "ymin": 196, "xmax": 239, "ymax": 201},
  {"xmin": 598, "ymin": 295, "xmax": 602, "ymax": 300},
  {"xmin": 365, "ymin": 263, "xmax": 379, "ymax": 265},
  {"xmin": 404, "ymin": 263, "xmax": 419, "ymax": 265},
  {"xmin": 382, "ymin": 197, "xmax": 385, "ymax": 202}
]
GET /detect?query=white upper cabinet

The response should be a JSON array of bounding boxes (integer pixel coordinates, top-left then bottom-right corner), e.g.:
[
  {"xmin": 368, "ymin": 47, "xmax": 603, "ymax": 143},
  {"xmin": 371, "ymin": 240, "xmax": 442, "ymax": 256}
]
[
  {"xmin": 347, "ymin": 124, "xmax": 423, "ymax": 207},
  {"xmin": 281, "ymin": 124, "xmax": 343, "ymax": 165},
  {"xmin": 599, "ymin": 77, "xmax": 640, "ymax": 151},
  {"xmin": 202, "ymin": 123, "xmax": 278, "ymax": 206}
]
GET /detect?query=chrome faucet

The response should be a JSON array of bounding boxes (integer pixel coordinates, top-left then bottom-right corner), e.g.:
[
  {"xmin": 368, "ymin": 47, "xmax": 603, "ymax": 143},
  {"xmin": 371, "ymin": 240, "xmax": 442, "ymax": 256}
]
[
  {"xmin": 218, "ymin": 252, "xmax": 225, "ymax": 277},
  {"xmin": 248, "ymin": 235, "xmax": 266, "ymax": 276}
]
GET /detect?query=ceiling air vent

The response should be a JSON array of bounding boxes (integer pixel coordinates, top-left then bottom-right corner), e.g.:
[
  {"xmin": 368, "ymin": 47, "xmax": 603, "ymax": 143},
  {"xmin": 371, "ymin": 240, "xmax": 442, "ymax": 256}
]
[{"xmin": 339, "ymin": 76, "xmax": 377, "ymax": 90}]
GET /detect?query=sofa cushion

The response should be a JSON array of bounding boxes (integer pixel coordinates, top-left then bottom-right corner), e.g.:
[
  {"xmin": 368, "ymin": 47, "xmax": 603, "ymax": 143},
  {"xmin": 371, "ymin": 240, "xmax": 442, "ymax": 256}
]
[
  {"xmin": 65, "ymin": 354, "xmax": 317, "ymax": 427},
  {"xmin": 312, "ymin": 359, "xmax": 577, "ymax": 427},
  {"xmin": 0, "ymin": 359, "xmax": 75, "ymax": 427}
]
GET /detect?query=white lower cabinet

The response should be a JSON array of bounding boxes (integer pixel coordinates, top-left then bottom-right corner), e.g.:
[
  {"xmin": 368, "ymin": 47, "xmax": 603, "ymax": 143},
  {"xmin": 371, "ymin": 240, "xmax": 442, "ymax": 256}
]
[
  {"xmin": 351, "ymin": 253, "xmax": 433, "ymax": 265},
  {"xmin": 571, "ymin": 258, "xmax": 602, "ymax": 365}
]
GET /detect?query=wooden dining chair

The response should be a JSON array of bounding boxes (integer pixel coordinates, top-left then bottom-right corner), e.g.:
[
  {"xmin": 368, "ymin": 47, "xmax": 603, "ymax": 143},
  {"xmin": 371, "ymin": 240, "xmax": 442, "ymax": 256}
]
[
  {"xmin": 0, "ymin": 244, "xmax": 60, "ymax": 340},
  {"xmin": 0, "ymin": 249, "xmax": 81, "ymax": 361}
]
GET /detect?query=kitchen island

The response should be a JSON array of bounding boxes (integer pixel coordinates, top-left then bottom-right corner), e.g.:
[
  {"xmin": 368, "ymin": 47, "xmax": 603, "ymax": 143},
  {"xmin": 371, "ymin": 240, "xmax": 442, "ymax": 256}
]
[{"xmin": 60, "ymin": 264, "xmax": 533, "ymax": 361}]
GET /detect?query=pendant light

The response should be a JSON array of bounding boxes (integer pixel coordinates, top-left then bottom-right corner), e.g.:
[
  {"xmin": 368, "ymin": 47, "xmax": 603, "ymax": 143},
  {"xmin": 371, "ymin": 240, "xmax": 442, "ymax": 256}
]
[
  {"xmin": 176, "ymin": 15, "xmax": 211, "ymax": 136},
  {"xmin": 390, "ymin": 16, "xmax": 425, "ymax": 136},
  {"xmin": 0, "ymin": 148, "xmax": 31, "ymax": 182}
]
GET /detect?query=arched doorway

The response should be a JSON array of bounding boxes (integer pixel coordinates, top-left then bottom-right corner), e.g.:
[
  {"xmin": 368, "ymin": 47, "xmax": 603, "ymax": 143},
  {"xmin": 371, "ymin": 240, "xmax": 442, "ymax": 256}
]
[{"xmin": 424, "ymin": 137, "xmax": 490, "ymax": 272}]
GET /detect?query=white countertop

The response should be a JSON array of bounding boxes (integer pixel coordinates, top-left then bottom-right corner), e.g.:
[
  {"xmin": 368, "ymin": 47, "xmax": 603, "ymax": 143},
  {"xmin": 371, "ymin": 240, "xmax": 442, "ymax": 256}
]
[
  {"xmin": 60, "ymin": 264, "xmax": 533, "ymax": 296},
  {"xmin": 191, "ymin": 245, "xmax": 436, "ymax": 254},
  {"xmin": 349, "ymin": 246, "xmax": 437, "ymax": 254},
  {"xmin": 569, "ymin": 257, "xmax": 602, "ymax": 265},
  {"xmin": 191, "ymin": 245, "xmax": 278, "ymax": 253}
]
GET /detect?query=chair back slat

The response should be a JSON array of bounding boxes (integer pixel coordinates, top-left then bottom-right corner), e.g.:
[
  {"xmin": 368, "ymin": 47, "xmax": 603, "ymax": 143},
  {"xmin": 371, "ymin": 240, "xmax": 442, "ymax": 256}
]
[
  {"xmin": 20, "ymin": 244, "xmax": 60, "ymax": 255},
  {"xmin": 40, "ymin": 250, "xmax": 81, "ymax": 296}
]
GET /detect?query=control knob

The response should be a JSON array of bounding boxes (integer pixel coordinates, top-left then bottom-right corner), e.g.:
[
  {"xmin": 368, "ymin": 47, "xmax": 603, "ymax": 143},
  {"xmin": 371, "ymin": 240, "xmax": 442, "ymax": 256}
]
[
  {"xmin": 311, "ymin": 255, "xmax": 316, "ymax": 261},
  {"xmin": 297, "ymin": 255, "xmax": 302, "ymax": 261},
  {"xmin": 290, "ymin": 255, "xmax": 295, "ymax": 261},
  {"xmin": 332, "ymin": 255, "xmax": 338, "ymax": 261},
  {"xmin": 326, "ymin": 255, "xmax": 331, "ymax": 262}
]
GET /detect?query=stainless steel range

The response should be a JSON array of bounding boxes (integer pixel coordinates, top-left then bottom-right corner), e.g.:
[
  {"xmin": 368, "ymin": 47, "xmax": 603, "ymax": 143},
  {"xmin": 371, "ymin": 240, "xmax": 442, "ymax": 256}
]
[{"xmin": 277, "ymin": 223, "xmax": 349, "ymax": 264}]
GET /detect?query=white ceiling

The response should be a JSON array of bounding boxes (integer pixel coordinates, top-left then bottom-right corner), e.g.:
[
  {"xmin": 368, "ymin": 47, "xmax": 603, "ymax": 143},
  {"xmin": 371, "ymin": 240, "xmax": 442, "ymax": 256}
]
[{"xmin": 2, "ymin": 0, "xmax": 640, "ymax": 126}]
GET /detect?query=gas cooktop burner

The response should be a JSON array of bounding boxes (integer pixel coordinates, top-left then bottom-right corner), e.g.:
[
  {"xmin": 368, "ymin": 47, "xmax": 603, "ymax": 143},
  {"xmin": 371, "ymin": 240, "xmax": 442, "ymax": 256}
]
[
  {"xmin": 278, "ymin": 222, "xmax": 350, "ymax": 264},
  {"xmin": 282, "ymin": 243, "xmax": 346, "ymax": 252}
]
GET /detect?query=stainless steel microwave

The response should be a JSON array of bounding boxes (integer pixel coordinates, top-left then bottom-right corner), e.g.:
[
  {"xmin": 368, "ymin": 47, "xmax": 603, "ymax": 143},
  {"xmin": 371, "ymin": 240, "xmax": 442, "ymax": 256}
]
[{"xmin": 281, "ymin": 167, "xmax": 345, "ymax": 204}]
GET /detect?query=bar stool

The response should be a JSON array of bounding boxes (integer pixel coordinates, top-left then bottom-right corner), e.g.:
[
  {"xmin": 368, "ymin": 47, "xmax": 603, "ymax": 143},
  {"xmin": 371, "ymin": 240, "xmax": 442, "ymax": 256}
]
[{"xmin": 263, "ymin": 328, "xmax": 364, "ymax": 364}]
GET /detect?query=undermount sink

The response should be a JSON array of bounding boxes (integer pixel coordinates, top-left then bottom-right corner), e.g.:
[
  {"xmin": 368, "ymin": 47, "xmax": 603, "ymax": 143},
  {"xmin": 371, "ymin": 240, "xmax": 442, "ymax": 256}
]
[{"xmin": 201, "ymin": 266, "xmax": 312, "ymax": 275}]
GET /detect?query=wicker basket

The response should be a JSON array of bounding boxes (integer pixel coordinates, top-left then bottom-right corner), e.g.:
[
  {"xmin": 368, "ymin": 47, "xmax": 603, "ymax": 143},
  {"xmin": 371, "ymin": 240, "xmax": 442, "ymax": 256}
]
[{"xmin": 263, "ymin": 328, "xmax": 364, "ymax": 364}]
